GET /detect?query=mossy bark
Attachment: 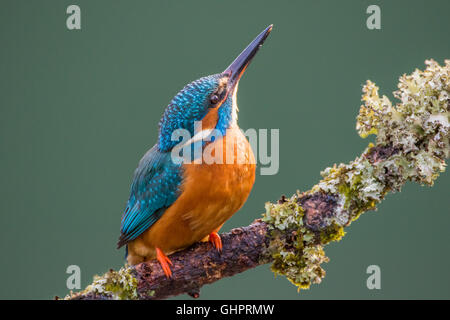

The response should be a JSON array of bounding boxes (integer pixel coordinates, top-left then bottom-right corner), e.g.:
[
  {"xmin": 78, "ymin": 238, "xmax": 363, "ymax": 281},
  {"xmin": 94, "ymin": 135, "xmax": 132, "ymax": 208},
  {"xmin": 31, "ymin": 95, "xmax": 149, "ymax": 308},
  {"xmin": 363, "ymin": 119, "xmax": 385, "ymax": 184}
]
[{"xmin": 68, "ymin": 221, "xmax": 271, "ymax": 300}]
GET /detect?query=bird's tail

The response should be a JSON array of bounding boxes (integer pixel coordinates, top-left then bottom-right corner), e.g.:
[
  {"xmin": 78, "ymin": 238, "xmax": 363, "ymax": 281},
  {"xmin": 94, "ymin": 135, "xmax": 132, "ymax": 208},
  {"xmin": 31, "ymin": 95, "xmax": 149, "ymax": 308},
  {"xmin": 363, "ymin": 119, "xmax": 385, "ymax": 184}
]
[{"xmin": 124, "ymin": 245, "xmax": 128, "ymax": 260}]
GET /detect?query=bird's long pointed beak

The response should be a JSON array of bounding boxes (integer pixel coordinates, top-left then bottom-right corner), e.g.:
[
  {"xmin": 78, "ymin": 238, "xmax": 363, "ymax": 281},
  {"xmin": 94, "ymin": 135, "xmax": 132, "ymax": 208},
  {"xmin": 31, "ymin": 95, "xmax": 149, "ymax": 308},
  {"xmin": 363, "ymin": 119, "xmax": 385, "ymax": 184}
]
[{"xmin": 223, "ymin": 25, "xmax": 273, "ymax": 92}]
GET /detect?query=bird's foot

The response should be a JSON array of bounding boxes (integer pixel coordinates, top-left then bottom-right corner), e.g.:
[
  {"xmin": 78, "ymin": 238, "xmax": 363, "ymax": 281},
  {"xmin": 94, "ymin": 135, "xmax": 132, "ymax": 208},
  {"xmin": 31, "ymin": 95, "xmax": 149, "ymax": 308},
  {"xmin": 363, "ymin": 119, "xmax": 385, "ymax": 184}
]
[
  {"xmin": 156, "ymin": 247, "xmax": 173, "ymax": 279},
  {"xmin": 208, "ymin": 232, "xmax": 222, "ymax": 252}
]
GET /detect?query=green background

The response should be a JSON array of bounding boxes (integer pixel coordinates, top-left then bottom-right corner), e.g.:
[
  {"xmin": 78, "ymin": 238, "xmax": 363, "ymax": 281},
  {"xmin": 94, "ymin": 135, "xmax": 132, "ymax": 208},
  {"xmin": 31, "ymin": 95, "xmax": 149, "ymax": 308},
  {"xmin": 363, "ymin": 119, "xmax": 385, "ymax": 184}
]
[{"xmin": 1, "ymin": 0, "xmax": 449, "ymax": 300}]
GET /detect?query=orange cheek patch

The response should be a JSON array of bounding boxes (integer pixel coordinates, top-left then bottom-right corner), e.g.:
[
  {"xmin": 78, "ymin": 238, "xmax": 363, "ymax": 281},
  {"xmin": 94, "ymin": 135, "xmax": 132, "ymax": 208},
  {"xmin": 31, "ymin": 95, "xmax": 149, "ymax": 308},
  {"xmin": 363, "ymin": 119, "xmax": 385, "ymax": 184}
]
[{"xmin": 199, "ymin": 107, "xmax": 219, "ymax": 130}]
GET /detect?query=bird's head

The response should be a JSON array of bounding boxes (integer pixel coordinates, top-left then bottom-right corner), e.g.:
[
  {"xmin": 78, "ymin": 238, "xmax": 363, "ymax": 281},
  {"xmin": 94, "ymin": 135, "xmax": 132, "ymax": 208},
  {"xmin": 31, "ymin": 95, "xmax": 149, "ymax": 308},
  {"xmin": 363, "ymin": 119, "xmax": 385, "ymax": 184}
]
[{"xmin": 158, "ymin": 25, "xmax": 272, "ymax": 152}]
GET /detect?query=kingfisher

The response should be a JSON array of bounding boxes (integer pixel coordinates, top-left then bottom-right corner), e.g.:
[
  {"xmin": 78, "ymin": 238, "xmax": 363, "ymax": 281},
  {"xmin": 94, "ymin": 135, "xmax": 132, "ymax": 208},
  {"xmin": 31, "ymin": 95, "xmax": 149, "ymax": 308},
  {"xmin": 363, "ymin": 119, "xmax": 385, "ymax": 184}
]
[{"xmin": 117, "ymin": 25, "xmax": 273, "ymax": 278}]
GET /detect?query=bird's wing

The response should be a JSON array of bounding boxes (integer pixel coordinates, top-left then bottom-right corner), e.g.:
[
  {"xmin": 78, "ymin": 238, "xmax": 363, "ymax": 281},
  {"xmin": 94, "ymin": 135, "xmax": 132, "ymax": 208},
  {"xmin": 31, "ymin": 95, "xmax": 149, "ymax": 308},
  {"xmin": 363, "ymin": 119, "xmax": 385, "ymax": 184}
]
[{"xmin": 117, "ymin": 144, "xmax": 182, "ymax": 248}]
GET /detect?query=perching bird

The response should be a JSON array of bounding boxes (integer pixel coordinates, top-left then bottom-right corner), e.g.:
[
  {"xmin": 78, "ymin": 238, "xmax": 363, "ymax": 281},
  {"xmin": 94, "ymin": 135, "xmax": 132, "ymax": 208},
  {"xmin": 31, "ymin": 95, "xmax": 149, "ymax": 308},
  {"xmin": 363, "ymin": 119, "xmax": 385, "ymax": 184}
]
[{"xmin": 117, "ymin": 25, "xmax": 272, "ymax": 278}]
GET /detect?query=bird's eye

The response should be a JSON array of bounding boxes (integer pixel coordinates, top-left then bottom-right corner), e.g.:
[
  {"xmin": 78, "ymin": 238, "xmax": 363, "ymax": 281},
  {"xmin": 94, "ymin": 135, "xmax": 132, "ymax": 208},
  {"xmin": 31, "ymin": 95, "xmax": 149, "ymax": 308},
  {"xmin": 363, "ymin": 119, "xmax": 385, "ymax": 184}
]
[{"xmin": 210, "ymin": 94, "xmax": 220, "ymax": 105}]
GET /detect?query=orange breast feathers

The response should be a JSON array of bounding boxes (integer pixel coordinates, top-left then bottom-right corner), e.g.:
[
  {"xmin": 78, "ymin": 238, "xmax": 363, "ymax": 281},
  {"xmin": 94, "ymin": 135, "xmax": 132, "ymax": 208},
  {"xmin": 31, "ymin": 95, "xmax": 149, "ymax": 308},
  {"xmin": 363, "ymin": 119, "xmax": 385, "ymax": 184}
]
[
  {"xmin": 126, "ymin": 124, "xmax": 256, "ymax": 264},
  {"xmin": 181, "ymin": 125, "xmax": 256, "ymax": 234}
]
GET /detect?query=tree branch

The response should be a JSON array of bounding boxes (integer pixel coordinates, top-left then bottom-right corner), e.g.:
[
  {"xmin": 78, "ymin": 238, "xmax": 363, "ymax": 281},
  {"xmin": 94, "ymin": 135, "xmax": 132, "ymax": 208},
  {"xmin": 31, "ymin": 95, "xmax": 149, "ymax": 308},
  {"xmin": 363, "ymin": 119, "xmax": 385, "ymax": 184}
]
[
  {"xmin": 66, "ymin": 59, "xmax": 449, "ymax": 300},
  {"xmin": 70, "ymin": 221, "xmax": 271, "ymax": 300}
]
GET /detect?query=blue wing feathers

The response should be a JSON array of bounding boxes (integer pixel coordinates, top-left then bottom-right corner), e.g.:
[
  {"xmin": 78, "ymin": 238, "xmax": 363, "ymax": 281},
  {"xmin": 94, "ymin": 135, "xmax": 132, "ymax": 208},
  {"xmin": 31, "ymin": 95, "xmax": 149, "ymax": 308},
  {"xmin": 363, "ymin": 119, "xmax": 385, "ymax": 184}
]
[{"xmin": 117, "ymin": 145, "xmax": 182, "ymax": 248}]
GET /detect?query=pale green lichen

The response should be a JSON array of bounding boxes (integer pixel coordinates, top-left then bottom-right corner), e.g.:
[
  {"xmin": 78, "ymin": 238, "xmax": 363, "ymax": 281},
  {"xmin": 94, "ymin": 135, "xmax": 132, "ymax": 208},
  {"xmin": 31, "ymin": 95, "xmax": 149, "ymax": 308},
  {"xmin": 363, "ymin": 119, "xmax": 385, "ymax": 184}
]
[
  {"xmin": 262, "ymin": 59, "xmax": 449, "ymax": 291},
  {"xmin": 262, "ymin": 198, "xmax": 343, "ymax": 289},
  {"xmin": 66, "ymin": 266, "xmax": 138, "ymax": 300}
]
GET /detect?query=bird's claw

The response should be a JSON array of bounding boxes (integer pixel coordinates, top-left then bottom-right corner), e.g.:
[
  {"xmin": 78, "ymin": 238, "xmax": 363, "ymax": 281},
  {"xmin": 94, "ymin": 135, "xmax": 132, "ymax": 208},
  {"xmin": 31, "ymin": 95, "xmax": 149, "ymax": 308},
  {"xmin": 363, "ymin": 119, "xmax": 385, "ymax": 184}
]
[
  {"xmin": 156, "ymin": 247, "xmax": 173, "ymax": 278},
  {"xmin": 208, "ymin": 232, "xmax": 222, "ymax": 252}
]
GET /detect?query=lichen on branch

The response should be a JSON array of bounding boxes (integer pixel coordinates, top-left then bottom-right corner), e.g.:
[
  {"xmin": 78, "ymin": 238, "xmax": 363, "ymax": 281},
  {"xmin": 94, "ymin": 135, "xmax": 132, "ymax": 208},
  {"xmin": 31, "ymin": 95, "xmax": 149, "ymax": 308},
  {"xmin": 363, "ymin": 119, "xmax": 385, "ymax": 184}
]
[{"xmin": 262, "ymin": 59, "xmax": 449, "ymax": 290}]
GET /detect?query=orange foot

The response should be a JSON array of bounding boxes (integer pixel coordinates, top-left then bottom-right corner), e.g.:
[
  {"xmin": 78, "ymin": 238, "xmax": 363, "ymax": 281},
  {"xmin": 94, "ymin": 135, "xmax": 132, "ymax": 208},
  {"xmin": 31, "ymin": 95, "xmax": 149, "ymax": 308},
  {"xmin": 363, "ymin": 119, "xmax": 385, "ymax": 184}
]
[
  {"xmin": 208, "ymin": 232, "xmax": 222, "ymax": 252},
  {"xmin": 156, "ymin": 247, "xmax": 173, "ymax": 279}
]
